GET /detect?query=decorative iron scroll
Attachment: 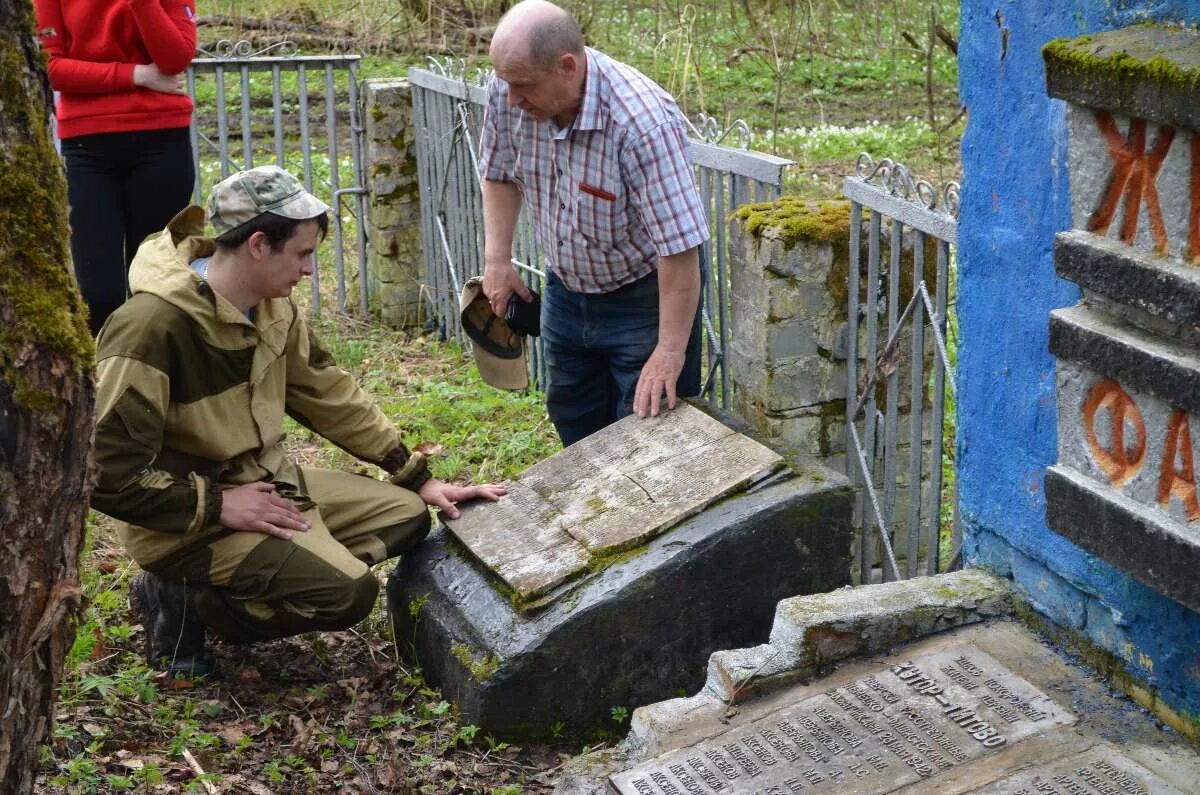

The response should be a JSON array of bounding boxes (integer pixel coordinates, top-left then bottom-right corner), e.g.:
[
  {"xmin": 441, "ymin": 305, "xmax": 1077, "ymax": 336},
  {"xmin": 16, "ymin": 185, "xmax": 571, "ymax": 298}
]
[
  {"xmin": 197, "ymin": 39, "xmax": 298, "ymax": 59},
  {"xmin": 694, "ymin": 114, "xmax": 752, "ymax": 149},
  {"xmin": 854, "ymin": 152, "xmax": 960, "ymax": 218}
]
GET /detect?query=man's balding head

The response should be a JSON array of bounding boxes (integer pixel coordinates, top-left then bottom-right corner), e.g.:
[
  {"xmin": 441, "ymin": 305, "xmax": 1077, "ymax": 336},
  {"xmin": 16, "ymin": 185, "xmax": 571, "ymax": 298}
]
[{"xmin": 491, "ymin": 0, "xmax": 584, "ymax": 73}]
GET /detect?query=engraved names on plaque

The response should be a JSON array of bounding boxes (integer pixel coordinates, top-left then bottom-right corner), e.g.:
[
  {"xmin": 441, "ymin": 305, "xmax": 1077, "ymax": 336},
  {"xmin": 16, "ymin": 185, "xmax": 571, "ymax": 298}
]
[
  {"xmin": 445, "ymin": 404, "xmax": 785, "ymax": 609},
  {"xmin": 610, "ymin": 645, "xmax": 1076, "ymax": 794},
  {"xmin": 973, "ymin": 744, "xmax": 1186, "ymax": 795}
]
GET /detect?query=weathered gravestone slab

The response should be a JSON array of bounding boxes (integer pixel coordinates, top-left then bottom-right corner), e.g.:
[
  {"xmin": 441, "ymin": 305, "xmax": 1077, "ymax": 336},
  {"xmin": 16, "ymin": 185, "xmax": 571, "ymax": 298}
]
[
  {"xmin": 610, "ymin": 646, "xmax": 1075, "ymax": 794},
  {"xmin": 447, "ymin": 404, "xmax": 785, "ymax": 609},
  {"xmin": 388, "ymin": 403, "xmax": 853, "ymax": 740}
]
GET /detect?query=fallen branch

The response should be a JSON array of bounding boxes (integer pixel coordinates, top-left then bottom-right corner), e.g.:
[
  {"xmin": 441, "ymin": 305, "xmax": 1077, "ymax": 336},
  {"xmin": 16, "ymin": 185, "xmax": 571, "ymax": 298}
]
[{"xmin": 181, "ymin": 748, "xmax": 216, "ymax": 794}]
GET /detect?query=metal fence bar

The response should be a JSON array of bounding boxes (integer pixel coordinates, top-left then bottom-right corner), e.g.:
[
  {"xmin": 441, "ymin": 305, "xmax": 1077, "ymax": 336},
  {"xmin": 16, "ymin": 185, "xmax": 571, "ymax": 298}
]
[
  {"xmin": 188, "ymin": 52, "xmax": 368, "ymax": 317},
  {"xmin": 880, "ymin": 217, "xmax": 902, "ymax": 582},
  {"xmin": 859, "ymin": 209, "xmax": 882, "ymax": 582},
  {"xmin": 214, "ymin": 65, "xmax": 230, "ymax": 179},
  {"xmin": 846, "ymin": 200, "xmax": 863, "ymax": 579},
  {"xmin": 239, "ymin": 65, "xmax": 253, "ymax": 168},
  {"xmin": 927, "ymin": 239, "xmax": 952, "ymax": 574},
  {"xmin": 271, "ymin": 65, "xmax": 284, "ymax": 166},
  {"xmin": 841, "ymin": 155, "xmax": 959, "ymax": 583},
  {"xmin": 906, "ymin": 233, "xmax": 927, "ymax": 578}
]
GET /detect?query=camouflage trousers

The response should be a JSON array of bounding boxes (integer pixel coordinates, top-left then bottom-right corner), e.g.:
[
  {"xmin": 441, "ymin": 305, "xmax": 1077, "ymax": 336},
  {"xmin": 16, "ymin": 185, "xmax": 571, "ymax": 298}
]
[{"xmin": 140, "ymin": 468, "xmax": 430, "ymax": 644}]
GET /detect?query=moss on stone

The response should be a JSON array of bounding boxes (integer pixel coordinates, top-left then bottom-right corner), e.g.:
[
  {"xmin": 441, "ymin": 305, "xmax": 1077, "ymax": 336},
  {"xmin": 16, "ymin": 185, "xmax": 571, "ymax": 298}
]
[
  {"xmin": 0, "ymin": 38, "xmax": 94, "ymax": 412},
  {"xmin": 1043, "ymin": 25, "xmax": 1200, "ymax": 93},
  {"xmin": 733, "ymin": 197, "xmax": 852, "ymax": 251},
  {"xmin": 450, "ymin": 643, "xmax": 502, "ymax": 682}
]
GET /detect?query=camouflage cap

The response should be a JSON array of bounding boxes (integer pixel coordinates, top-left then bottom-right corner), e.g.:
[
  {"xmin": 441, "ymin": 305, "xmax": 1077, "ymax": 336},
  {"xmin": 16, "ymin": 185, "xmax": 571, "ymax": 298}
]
[{"xmin": 207, "ymin": 165, "xmax": 331, "ymax": 236}]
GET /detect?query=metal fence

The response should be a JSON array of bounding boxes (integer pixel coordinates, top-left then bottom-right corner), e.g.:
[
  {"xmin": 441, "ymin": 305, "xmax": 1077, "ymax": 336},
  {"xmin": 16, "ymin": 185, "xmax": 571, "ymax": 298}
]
[
  {"xmin": 842, "ymin": 154, "xmax": 960, "ymax": 584},
  {"xmin": 186, "ymin": 43, "xmax": 368, "ymax": 315},
  {"xmin": 409, "ymin": 61, "xmax": 794, "ymax": 410}
]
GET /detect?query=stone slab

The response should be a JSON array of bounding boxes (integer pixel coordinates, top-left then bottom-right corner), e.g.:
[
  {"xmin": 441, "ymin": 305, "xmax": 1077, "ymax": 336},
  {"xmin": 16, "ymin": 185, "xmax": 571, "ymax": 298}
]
[
  {"xmin": 610, "ymin": 645, "xmax": 1074, "ymax": 794},
  {"xmin": 444, "ymin": 404, "xmax": 784, "ymax": 607},
  {"xmin": 557, "ymin": 620, "xmax": 1200, "ymax": 795},
  {"xmin": 970, "ymin": 744, "xmax": 1186, "ymax": 795},
  {"xmin": 1055, "ymin": 230, "xmax": 1200, "ymax": 329},
  {"xmin": 1045, "ymin": 464, "xmax": 1200, "ymax": 613},
  {"xmin": 1044, "ymin": 26, "xmax": 1200, "ymax": 131},
  {"xmin": 388, "ymin": 463, "xmax": 853, "ymax": 741},
  {"xmin": 1049, "ymin": 305, "xmax": 1200, "ymax": 419}
]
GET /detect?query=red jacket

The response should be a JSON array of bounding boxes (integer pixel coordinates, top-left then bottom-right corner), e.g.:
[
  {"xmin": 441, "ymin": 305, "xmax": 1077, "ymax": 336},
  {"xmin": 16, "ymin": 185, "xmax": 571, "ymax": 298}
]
[{"xmin": 35, "ymin": 0, "xmax": 197, "ymax": 139}]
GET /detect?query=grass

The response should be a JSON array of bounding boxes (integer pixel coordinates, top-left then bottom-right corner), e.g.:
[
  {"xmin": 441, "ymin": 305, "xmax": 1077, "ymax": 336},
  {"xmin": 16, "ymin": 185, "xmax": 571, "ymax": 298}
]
[
  {"xmin": 40, "ymin": 1, "xmax": 965, "ymax": 789},
  {"xmin": 39, "ymin": 320, "xmax": 562, "ymax": 793}
]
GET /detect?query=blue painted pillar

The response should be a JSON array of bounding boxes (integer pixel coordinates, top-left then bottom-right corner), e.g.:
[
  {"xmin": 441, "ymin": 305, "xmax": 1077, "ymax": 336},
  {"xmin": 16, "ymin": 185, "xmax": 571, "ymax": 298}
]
[{"xmin": 957, "ymin": 0, "xmax": 1200, "ymax": 727}]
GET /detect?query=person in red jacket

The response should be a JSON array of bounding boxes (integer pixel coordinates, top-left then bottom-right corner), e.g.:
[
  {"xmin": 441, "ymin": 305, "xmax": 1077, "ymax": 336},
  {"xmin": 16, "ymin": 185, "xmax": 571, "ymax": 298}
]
[{"xmin": 36, "ymin": 0, "xmax": 198, "ymax": 335}]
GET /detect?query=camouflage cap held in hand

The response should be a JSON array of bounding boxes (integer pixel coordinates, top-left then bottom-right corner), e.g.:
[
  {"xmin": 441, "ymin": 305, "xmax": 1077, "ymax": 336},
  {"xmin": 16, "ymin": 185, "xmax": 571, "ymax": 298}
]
[{"xmin": 207, "ymin": 165, "xmax": 331, "ymax": 236}]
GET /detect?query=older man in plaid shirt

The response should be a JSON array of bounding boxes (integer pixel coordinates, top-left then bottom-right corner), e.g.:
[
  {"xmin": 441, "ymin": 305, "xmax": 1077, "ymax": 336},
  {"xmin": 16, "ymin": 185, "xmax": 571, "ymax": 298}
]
[{"xmin": 480, "ymin": 0, "xmax": 709, "ymax": 446}]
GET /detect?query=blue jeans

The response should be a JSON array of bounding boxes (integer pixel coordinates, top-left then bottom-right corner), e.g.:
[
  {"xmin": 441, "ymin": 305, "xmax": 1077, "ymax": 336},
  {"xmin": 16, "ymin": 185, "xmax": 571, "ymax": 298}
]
[{"xmin": 542, "ymin": 268, "xmax": 702, "ymax": 447}]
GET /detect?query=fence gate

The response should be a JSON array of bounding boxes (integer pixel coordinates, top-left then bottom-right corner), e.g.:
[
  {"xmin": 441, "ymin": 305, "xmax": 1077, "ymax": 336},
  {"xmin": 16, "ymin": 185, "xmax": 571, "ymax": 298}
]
[
  {"xmin": 408, "ymin": 59, "xmax": 794, "ymax": 410},
  {"xmin": 842, "ymin": 154, "xmax": 960, "ymax": 585},
  {"xmin": 186, "ymin": 43, "xmax": 368, "ymax": 316}
]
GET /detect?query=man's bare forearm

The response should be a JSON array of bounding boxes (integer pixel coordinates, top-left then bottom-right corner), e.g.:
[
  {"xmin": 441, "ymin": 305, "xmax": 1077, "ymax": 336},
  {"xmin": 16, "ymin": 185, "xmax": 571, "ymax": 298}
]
[
  {"xmin": 656, "ymin": 247, "xmax": 701, "ymax": 354},
  {"xmin": 482, "ymin": 178, "xmax": 522, "ymax": 267}
]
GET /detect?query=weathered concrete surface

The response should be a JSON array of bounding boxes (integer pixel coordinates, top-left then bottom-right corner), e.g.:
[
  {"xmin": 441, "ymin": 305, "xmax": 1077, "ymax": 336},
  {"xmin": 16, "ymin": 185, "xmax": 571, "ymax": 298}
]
[
  {"xmin": 1049, "ymin": 305, "xmax": 1200, "ymax": 428},
  {"xmin": 388, "ymin": 466, "xmax": 853, "ymax": 741},
  {"xmin": 1065, "ymin": 106, "xmax": 1197, "ymax": 263},
  {"xmin": 1045, "ymin": 25, "xmax": 1200, "ymax": 131},
  {"xmin": 1046, "ymin": 465, "xmax": 1200, "ymax": 614},
  {"xmin": 960, "ymin": 2, "xmax": 1200, "ymax": 741},
  {"xmin": 362, "ymin": 78, "xmax": 423, "ymax": 328},
  {"xmin": 556, "ymin": 619, "xmax": 1200, "ymax": 794},
  {"xmin": 444, "ymin": 404, "xmax": 784, "ymax": 607},
  {"xmin": 1055, "ymin": 231, "xmax": 1200, "ymax": 330}
]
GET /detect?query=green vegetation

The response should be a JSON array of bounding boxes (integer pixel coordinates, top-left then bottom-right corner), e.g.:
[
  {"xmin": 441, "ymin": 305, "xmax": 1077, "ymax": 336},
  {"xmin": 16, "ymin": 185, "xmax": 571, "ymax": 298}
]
[
  {"xmin": 41, "ymin": 1, "xmax": 965, "ymax": 789},
  {"xmin": 733, "ymin": 197, "xmax": 851, "ymax": 248}
]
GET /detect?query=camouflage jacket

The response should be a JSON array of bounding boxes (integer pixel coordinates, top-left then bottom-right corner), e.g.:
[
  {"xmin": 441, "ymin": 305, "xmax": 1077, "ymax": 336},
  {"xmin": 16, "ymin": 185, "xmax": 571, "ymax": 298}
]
[{"xmin": 93, "ymin": 207, "xmax": 427, "ymax": 566}]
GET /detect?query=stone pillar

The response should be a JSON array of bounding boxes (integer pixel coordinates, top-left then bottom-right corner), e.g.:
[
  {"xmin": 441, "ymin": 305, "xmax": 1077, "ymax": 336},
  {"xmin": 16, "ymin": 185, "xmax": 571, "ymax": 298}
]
[
  {"xmin": 727, "ymin": 198, "xmax": 935, "ymax": 569},
  {"xmin": 1043, "ymin": 26, "xmax": 1200, "ymax": 613},
  {"xmin": 363, "ymin": 78, "xmax": 423, "ymax": 328},
  {"xmin": 726, "ymin": 199, "xmax": 851, "ymax": 465}
]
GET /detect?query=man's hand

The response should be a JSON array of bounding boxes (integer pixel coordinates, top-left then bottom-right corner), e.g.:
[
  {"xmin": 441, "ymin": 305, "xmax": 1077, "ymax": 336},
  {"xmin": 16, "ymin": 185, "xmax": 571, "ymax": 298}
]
[
  {"xmin": 133, "ymin": 64, "xmax": 185, "ymax": 95},
  {"xmin": 219, "ymin": 482, "xmax": 311, "ymax": 540},
  {"xmin": 633, "ymin": 345, "xmax": 686, "ymax": 418},
  {"xmin": 482, "ymin": 260, "xmax": 533, "ymax": 319},
  {"xmin": 418, "ymin": 478, "xmax": 508, "ymax": 519}
]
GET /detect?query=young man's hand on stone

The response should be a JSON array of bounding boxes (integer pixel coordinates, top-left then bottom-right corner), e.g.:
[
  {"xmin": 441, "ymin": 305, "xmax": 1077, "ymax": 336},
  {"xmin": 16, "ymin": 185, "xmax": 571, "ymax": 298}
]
[{"xmin": 418, "ymin": 479, "xmax": 508, "ymax": 520}]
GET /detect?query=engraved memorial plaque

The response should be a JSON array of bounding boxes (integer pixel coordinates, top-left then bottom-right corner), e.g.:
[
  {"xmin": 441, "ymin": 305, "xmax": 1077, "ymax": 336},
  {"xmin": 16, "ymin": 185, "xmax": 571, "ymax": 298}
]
[
  {"xmin": 445, "ymin": 404, "xmax": 785, "ymax": 608},
  {"xmin": 610, "ymin": 645, "xmax": 1076, "ymax": 794},
  {"xmin": 973, "ymin": 744, "xmax": 1187, "ymax": 795}
]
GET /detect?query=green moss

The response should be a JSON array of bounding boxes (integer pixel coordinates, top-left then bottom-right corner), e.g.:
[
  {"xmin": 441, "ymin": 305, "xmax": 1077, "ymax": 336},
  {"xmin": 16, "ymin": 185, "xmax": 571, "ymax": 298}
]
[
  {"xmin": 0, "ymin": 36, "xmax": 93, "ymax": 411},
  {"xmin": 586, "ymin": 496, "xmax": 608, "ymax": 513},
  {"xmin": 1043, "ymin": 25, "xmax": 1200, "ymax": 93},
  {"xmin": 450, "ymin": 643, "xmax": 502, "ymax": 682},
  {"xmin": 733, "ymin": 197, "xmax": 852, "ymax": 250}
]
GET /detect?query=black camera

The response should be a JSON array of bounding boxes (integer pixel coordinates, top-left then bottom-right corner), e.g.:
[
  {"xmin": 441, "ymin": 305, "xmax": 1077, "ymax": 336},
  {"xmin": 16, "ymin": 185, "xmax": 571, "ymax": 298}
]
[{"xmin": 505, "ymin": 290, "xmax": 541, "ymax": 337}]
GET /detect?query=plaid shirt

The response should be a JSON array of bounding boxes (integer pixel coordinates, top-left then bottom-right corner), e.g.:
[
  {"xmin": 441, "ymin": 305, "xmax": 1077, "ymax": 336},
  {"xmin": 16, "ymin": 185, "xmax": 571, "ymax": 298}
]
[{"xmin": 480, "ymin": 48, "xmax": 709, "ymax": 294}]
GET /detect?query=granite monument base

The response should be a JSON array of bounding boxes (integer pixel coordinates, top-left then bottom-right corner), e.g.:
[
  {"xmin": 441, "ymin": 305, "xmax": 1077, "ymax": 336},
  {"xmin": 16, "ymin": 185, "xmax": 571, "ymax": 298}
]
[{"xmin": 387, "ymin": 470, "xmax": 852, "ymax": 741}]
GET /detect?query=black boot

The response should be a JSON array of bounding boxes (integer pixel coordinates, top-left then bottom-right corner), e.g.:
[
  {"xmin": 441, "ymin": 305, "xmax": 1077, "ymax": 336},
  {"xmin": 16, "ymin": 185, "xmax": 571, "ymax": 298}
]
[{"xmin": 129, "ymin": 572, "xmax": 216, "ymax": 678}]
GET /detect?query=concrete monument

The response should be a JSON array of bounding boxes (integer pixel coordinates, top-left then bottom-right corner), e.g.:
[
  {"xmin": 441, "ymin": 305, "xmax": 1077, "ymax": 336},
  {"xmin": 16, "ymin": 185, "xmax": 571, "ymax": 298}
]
[{"xmin": 388, "ymin": 403, "xmax": 854, "ymax": 740}]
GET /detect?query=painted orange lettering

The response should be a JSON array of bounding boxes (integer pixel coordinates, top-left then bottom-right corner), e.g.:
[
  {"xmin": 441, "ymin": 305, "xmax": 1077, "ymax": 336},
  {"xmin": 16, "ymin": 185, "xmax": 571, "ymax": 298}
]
[
  {"xmin": 1157, "ymin": 409, "xmax": 1200, "ymax": 522},
  {"xmin": 1088, "ymin": 112, "xmax": 1175, "ymax": 254},
  {"xmin": 1081, "ymin": 379, "xmax": 1145, "ymax": 487}
]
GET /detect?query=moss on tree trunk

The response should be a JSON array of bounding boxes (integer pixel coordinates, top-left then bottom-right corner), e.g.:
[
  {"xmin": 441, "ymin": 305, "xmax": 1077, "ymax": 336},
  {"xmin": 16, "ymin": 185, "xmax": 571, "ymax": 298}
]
[{"xmin": 0, "ymin": 0, "xmax": 95, "ymax": 791}]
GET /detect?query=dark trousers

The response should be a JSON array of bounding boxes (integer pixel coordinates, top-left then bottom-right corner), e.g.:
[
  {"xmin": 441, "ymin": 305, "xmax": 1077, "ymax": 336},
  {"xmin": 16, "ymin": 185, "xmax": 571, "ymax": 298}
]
[
  {"xmin": 62, "ymin": 126, "xmax": 194, "ymax": 335},
  {"xmin": 541, "ymin": 268, "xmax": 703, "ymax": 447}
]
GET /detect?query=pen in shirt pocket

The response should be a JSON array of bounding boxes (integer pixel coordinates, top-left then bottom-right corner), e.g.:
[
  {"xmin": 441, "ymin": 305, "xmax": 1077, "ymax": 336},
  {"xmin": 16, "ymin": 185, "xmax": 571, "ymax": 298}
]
[{"xmin": 579, "ymin": 183, "xmax": 616, "ymax": 202}]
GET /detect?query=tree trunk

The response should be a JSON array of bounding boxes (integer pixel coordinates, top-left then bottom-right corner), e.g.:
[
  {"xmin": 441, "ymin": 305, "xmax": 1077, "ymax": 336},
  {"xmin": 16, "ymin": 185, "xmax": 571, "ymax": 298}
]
[{"xmin": 0, "ymin": 0, "xmax": 96, "ymax": 791}]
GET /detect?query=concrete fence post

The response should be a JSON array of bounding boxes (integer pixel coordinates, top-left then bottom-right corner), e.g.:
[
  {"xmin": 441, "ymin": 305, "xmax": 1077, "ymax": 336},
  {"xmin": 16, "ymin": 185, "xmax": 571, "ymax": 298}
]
[{"xmin": 363, "ymin": 78, "xmax": 423, "ymax": 329}]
